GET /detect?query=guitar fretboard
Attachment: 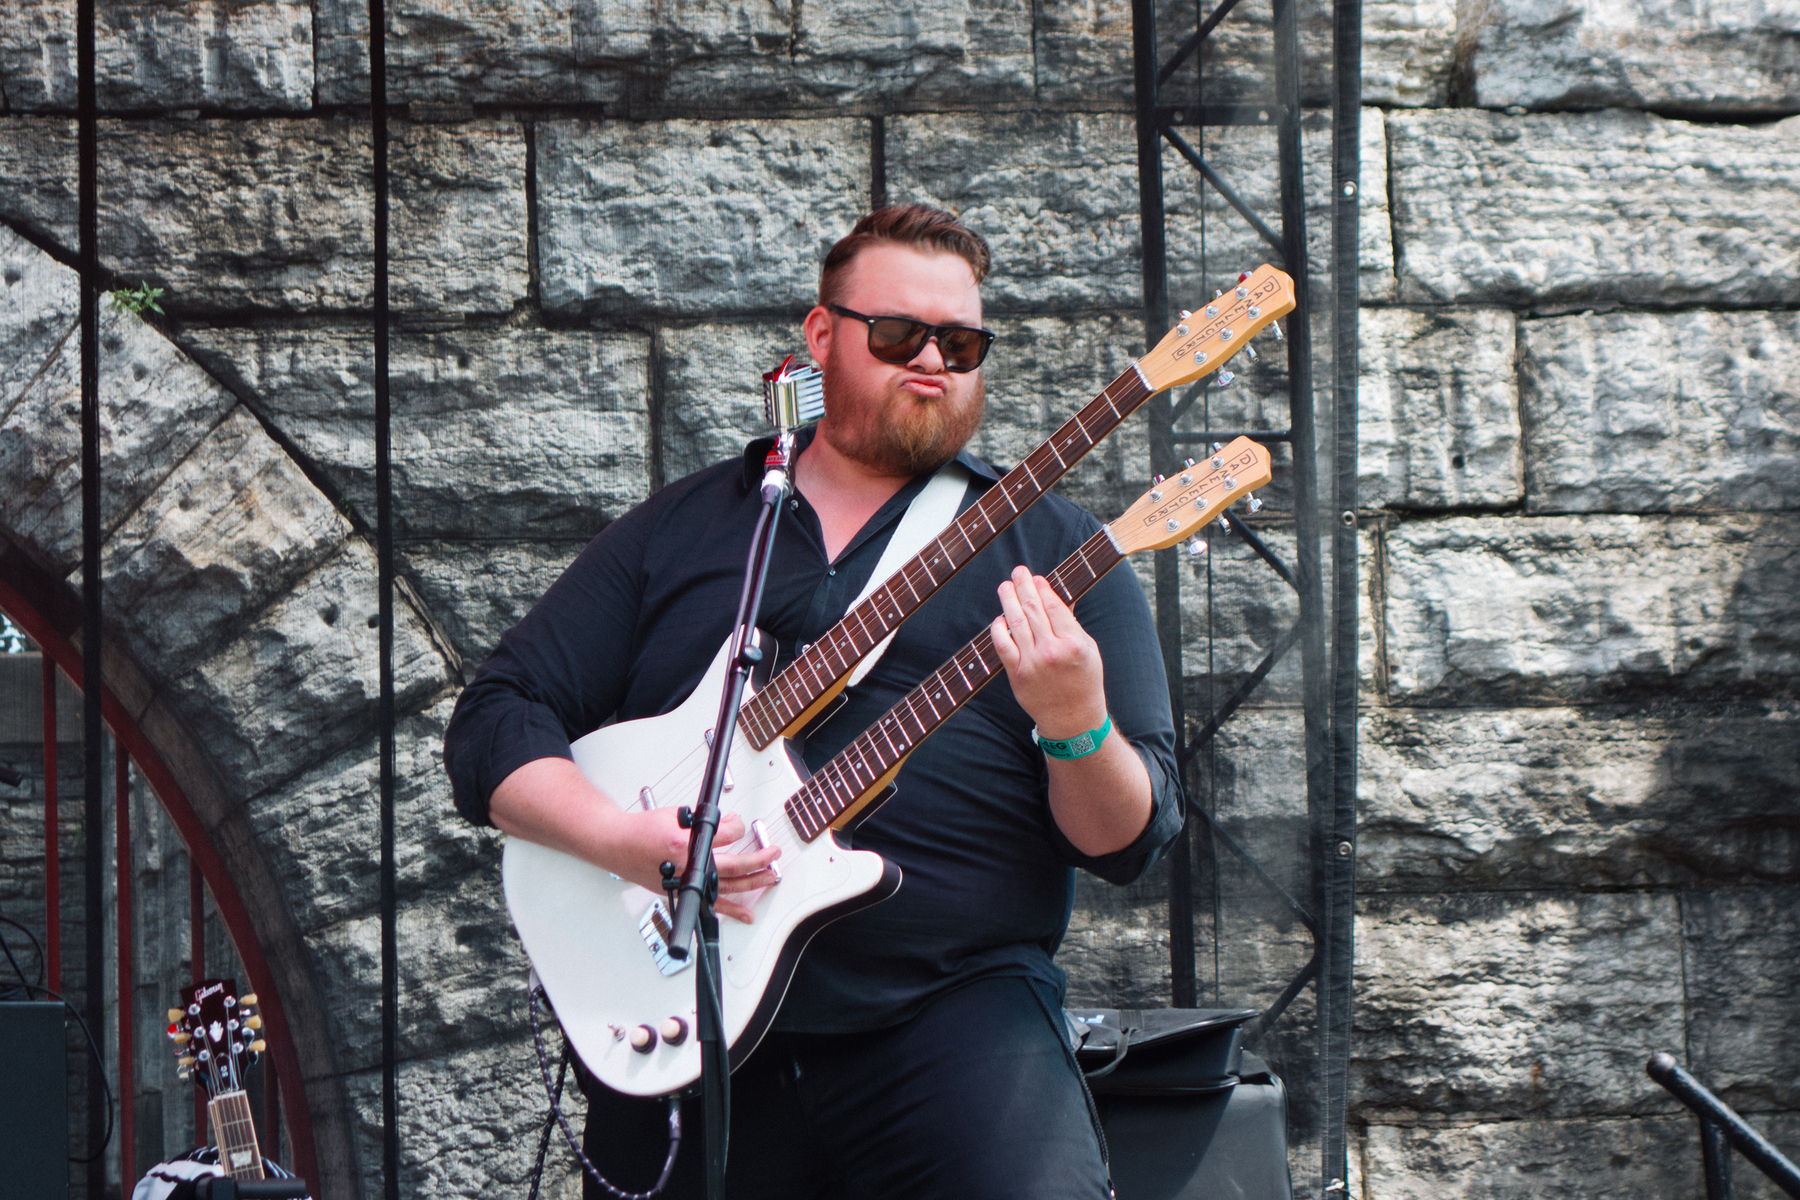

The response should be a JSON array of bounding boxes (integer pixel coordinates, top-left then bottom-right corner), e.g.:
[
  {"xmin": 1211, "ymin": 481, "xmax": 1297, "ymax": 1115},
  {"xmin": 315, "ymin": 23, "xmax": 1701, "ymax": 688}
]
[
  {"xmin": 208, "ymin": 1091, "xmax": 266, "ymax": 1180},
  {"xmin": 739, "ymin": 366, "xmax": 1153, "ymax": 750},
  {"xmin": 784, "ymin": 525, "xmax": 1127, "ymax": 840}
]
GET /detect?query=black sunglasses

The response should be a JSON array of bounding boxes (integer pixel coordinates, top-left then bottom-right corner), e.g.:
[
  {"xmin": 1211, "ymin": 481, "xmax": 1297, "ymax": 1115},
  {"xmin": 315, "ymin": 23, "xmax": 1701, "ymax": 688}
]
[{"xmin": 829, "ymin": 305, "xmax": 996, "ymax": 373}]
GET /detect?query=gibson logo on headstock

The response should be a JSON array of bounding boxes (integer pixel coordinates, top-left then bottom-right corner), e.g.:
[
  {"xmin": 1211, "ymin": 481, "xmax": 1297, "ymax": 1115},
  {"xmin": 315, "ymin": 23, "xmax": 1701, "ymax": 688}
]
[{"xmin": 196, "ymin": 981, "xmax": 227, "ymax": 1001}]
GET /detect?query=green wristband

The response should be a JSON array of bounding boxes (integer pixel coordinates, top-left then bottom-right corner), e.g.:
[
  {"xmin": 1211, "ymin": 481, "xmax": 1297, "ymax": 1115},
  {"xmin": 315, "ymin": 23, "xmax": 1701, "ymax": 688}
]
[{"xmin": 1033, "ymin": 713, "xmax": 1113, "ymax": 760}]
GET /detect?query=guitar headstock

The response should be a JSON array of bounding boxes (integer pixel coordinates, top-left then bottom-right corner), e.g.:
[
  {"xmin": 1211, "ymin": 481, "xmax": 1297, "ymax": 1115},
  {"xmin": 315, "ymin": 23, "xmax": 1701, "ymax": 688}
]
[
  {"xmin": 1134, "ymin": 265, "xmax": 1297, "ymax": 395},
  {"xmin": 167, "ymin": 979, "xmax": 264, "ymax": 1096},
  {"xmin": 1105, "ymin": 437, "xmax": 1273, "ymax": 555}
]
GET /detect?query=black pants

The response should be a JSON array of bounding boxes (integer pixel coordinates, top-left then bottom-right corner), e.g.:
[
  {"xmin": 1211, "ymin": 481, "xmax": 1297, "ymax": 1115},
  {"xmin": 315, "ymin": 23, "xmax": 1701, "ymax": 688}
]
[{"xmin": 578, "ymin": 976, "xmax": 1110, "ymax": 1200}]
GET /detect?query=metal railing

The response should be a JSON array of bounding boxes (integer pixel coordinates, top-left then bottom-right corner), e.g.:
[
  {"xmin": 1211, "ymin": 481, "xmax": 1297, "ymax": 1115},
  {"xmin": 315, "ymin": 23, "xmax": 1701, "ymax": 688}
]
[{"xmin": 1647, "ymin": 1052, "xmax": 1800, "ymax": 1200}]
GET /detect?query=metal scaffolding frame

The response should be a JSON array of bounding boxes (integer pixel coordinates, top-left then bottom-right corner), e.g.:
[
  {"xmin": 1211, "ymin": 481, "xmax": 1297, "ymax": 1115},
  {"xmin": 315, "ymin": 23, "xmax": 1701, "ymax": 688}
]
[{"xmin": 1130, "ymin": 0, "xmax": 1360, "ymax": 1193}]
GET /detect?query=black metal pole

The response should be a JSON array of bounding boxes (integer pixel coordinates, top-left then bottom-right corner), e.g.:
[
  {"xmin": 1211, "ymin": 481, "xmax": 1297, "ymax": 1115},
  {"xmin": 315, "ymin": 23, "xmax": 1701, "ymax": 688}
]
[
  {"xmin": 1131, "ymin": 0, "xmax": 1197, "ymax": 1012},
  {"xmin": 76, "ymin": 0, "xmax": 108, "ymax": 1190},
  {"xmin": 1324, "ymin": 0, "xmax": 1363, "ymax": 1190},
  {"xmin": 1648, "ymin": 1054, "xmax": 1800, "ymax": 1198},
  {"xmin": 1268, "ymin": 0, "xmax": 1333, "ymax": 1191},
  {"xmin": 372, "ymin": 0, "xmax": 399, "ymax": 1193},
  {"xmin": 1703, "ymin": 1119, "xmax": 1737, "ymax": 1200}
]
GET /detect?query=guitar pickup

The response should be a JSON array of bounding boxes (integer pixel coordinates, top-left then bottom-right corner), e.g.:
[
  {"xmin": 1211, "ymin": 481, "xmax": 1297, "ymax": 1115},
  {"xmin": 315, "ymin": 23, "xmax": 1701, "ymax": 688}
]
[{"xmin": 638, "ymin": 900, "xmax": 692, "ymax": 977}]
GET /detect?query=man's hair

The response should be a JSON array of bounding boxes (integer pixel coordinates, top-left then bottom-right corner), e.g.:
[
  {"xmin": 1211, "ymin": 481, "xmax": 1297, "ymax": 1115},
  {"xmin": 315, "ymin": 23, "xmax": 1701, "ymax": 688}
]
[{"xmin": 818, "ymin": 204, "xmax": 992, "ymax": 307}]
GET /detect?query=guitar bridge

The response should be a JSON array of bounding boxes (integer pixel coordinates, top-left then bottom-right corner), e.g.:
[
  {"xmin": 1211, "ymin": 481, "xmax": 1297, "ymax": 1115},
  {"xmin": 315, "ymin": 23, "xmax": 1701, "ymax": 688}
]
[{"xmin": 638, "ymin": 900, "xmax": 692, "ymax": 977}]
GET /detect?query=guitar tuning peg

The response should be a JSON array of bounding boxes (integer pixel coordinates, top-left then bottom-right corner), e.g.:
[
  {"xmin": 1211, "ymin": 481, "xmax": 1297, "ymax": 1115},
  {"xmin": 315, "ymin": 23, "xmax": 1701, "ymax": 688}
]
[
  {"xmin": 1215, "ymin": 369, "xmax": 1235, "ymax": 389},
  {"xmin": 1238, "ymin": 271, "xmax": 1249, "ymax": 282},
  {"xmin": 1187, "ymin": 538, "xmax": 1209, "ymax": 557},
  {"xmin": 250, "ymin": 1040, "xmax": 267, "ymax": 1054},
  {"xmin": 1179, "ymin": 309, "xmax": 1191, "ymax": 319},
  {"xmin": 240, "ymin": 993, "xmax": 258, "ymax": 1007},
  {"xmin": 178, "ymin": 1056, "xmax": 196, "ymax": 1069},
  {"xmin": 1218, "ymin": 516, "xmax": 1231, "ymax": 532},
  {"xmin": 1211, "ymin": 442, "xmax": 1223, "ymax": 453},
  {"xmin": 171, "ymin": 1031, "xmax": 191, "ymax": 1046},
  {"xmin": 1243, "ymin": 342, "xmax": 1258, "ymax": 361},
  {"xmin": 1183, "ymin": 458, "xmax": 1195, "ymax": 468},
  {"xmin": 1247, "ymin": 494, "xmax": 1264, "ymax": 513},
  {"xmin": 168, "ymin": 1008, "xmax": 185, "ymax": 1023},
  {"xmin": 1271, "ymin": 320, "xmax": 1284, "ymax": 341},
  {"xmin": 245, "ymin": 1015, "xmax": 263, "ymax": 1031},
  {"xmin": 1152, "ymin": 474, "xmax": 1164, "ymax": 484}
]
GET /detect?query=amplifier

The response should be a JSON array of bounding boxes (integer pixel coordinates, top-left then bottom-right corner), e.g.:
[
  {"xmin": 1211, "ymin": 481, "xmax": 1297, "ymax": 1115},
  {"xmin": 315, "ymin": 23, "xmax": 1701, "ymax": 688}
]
[{"xmin": 0, "ymin": 1001, "xmax": 69, "ymax": 1199}]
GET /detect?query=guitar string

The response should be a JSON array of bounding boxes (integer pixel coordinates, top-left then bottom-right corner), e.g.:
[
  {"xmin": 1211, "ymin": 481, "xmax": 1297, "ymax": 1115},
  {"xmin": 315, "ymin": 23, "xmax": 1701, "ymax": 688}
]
[{"xmin": 742, "ymin": 370, "xmax": 1149, "ymax": 743}]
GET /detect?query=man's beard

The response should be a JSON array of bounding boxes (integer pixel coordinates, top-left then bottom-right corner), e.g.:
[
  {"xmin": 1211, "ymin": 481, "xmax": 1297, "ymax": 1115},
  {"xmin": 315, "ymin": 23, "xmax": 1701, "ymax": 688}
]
[{"xmin": 818, "ymin": 358, "xmax": 986, "ymax": 477}]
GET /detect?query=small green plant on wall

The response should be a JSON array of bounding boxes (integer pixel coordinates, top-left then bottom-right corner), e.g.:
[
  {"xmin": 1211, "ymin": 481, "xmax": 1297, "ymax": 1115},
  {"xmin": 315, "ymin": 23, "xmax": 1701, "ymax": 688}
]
[{"xmin": 108, "ymin": 281, "xmax": 165, "ymax": 315}]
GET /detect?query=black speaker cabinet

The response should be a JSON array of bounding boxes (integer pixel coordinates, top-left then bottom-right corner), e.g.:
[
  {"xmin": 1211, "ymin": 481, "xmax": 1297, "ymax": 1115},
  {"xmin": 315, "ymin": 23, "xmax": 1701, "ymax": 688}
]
[
  {"xmin": 1071, "ymin": 1008, "xmax": 1293, "ymax": 1200},
  {"xmin": 0, "ymin": 1001, "xmax": 69, "ymax": 1200}
]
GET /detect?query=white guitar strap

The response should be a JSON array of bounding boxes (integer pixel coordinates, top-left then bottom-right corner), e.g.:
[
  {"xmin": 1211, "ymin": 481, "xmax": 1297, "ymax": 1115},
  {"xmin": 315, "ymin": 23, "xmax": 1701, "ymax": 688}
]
[{"xmin": 841, "ymin": 459, "xmax": 973, "ymax": 687}]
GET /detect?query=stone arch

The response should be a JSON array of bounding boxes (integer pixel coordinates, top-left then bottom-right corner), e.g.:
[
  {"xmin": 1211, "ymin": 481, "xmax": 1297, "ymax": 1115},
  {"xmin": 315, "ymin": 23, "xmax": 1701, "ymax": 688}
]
[{"xmin": 0, "ymin": 222, "xmax": 473, "ymax": 1198}]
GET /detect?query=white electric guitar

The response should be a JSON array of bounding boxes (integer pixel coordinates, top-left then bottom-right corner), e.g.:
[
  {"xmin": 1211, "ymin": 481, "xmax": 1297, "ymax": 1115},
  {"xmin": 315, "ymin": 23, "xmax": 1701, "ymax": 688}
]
[{"xmin": 507, "ymin": 436, "xmax": 1276, "ymax": 1098}]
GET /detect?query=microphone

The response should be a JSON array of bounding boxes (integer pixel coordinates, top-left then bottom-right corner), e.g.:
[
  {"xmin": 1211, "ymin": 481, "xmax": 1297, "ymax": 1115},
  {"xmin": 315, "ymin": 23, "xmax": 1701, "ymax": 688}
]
[{"xmin": 762, "ymin": 355, "xmax": 825, "ymax": 435}]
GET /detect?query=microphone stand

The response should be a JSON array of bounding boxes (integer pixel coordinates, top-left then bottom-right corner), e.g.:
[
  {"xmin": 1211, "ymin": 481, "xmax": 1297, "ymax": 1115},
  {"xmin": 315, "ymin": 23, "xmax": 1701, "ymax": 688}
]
[{"xmin": 663, "ymin": 424, "xmax": 796, "ymax": 1200}]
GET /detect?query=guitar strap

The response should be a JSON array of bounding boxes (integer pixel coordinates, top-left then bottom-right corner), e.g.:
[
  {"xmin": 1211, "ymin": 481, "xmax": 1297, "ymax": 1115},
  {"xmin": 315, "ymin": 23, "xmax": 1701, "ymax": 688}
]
[{"xmin": 842, "ymin": 459, "xmax": 973, "ymax": 688}]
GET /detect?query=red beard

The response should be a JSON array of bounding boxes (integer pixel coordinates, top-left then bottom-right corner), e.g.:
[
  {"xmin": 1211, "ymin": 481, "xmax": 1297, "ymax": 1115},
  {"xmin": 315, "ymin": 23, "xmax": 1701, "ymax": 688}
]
[{"xmin": 817, "ymin": 357, "xmax": 986, "ymax": 477}]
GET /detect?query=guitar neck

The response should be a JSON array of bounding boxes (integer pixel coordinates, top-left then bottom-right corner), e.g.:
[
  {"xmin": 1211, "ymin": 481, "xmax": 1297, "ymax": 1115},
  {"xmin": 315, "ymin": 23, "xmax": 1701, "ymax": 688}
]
[
  {"xmin": 784, "ymin": 525, "xmax": 1127, "ymax": 839},
  {"xmin": 208, "ymin": 1091, "xmax": 266, "ymax": 1180},
  {"xmin": 740, "ymin": 366, "xmax": 1154, "ymax": 750}
]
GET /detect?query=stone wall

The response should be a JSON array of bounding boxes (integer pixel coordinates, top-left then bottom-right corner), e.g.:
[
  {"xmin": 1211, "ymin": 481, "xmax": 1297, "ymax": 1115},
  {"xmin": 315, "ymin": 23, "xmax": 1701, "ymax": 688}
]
[{"xmin": 1, "ymin": 0, "xmax": 1797, "ymax": 1196}]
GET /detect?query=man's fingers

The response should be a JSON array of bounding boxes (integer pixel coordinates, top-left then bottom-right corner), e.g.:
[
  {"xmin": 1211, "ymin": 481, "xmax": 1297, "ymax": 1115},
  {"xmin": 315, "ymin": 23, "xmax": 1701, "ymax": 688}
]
[
  {"xmin": 996, "ymin": 577, "xmax": 1033, "ymax": 653},
  {"xmin": 1034, "ymin": 574, "xmax": 1084, "ymax": 639},
  {"xmin": 716, "ymin": 899, "xmax": 756, "ymax": 923},
  {"xmin": 716, "ymin": 844, "xmax": 780, "ymax": 879},
  {"xmin": 1012, "ymin": 566, "xmax": 1056, "ymax": 644},
  {"xmin": 992, "ymin": 614, "xmax": 1021, "ymax": 671}
]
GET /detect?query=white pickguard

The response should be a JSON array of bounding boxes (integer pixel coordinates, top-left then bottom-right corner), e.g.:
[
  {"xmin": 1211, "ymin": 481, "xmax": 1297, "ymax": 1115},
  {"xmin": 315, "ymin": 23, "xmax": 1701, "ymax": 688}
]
[{"xmin": 502, "ymin": 636, "xmax": 897, "ymax": 1098}]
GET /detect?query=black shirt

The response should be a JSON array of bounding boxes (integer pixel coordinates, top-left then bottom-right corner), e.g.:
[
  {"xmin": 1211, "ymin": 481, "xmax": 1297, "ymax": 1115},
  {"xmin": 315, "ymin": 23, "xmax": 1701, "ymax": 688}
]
[{"xmin": 443, "ymin": 433, "xmax": 1184, "ymax": 1033}]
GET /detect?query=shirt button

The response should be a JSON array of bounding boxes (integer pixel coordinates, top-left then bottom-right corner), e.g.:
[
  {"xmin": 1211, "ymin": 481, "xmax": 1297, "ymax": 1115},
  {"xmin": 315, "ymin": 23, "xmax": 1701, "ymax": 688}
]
[{"xmin": 827, "ymin": 567, "xmax": 836, "ymax": 576}]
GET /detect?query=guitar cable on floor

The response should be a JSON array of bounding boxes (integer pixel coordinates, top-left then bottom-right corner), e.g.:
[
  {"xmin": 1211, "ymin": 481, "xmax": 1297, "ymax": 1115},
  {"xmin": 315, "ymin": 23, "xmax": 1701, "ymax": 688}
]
[{"xmin": 530, "ymin": 984, "xmax": 682, "ymax": 1199}]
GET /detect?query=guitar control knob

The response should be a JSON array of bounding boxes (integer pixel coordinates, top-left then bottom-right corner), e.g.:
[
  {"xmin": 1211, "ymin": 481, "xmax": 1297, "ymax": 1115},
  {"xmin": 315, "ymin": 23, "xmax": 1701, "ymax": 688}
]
[
  {"xmin": 240, "ymin": 993, "xmax": 258, "ymax": 1007},
  {"xmin": 659, "ymin": 1017, "xmax": 689, "ymax": 1046},
  {"xmin": 629, "ymin": 1025, "xmax": 658, "ymax": 1054}
]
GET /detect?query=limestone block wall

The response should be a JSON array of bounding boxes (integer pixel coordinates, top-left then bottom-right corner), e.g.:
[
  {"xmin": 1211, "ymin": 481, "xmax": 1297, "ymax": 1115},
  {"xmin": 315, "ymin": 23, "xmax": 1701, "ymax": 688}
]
[{"xmin": 1, "ymin": 0, "xmax": 1796, "ymax": 1197}]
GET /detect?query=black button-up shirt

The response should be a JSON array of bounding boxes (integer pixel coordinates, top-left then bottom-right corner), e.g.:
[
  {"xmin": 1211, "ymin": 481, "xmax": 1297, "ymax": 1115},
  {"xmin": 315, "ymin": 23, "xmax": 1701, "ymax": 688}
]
[{"xmin": 444, "ymin": 433, "xmax": 1184, "ymax": 1033}]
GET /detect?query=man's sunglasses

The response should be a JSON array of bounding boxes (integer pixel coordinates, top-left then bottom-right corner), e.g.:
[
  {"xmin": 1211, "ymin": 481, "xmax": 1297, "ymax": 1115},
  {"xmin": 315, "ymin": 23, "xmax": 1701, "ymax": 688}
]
[{"xmin": 829, "ymin": 305, "xmax": 996, "ymax": 373}]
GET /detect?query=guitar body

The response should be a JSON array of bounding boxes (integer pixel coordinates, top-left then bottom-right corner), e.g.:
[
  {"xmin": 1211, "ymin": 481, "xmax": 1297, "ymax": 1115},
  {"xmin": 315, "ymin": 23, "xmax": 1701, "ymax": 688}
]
[{"xmin": 502, "ymin": 636, "xmax": 900, "ymax": 1098}]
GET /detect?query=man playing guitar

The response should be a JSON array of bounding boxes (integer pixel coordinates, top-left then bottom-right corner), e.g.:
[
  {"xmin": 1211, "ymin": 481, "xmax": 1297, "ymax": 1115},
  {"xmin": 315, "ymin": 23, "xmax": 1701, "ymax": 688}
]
[{"xmin": 444, "ymin": 204, "xmax": 1183, "ymax": 1198}]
